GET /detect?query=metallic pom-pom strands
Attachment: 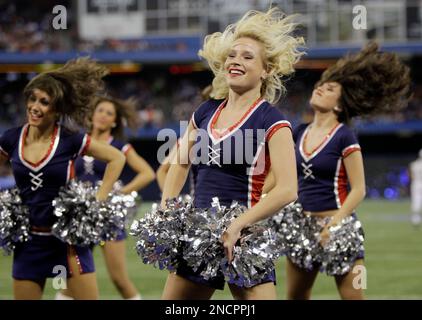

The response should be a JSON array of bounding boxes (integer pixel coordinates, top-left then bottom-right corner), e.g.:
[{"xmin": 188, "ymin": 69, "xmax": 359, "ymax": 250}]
[
  {"xmin": 271, "ymin": 203, "xmax": 325, "ymax": 271},
  {"xmin": 112, "ymin": 181, "xmax": 140, "ymax": 228},
  {"xmin": 274, "ymin": 203, "xmax": 365, "ymax": 275},
  {"xmin": 220, "ymin": 223, "xmax": 278, "ymax": 288},
  {"xmin": 130, "ymin": 195, "xmax": 192, "ymax": 271},
  {"xmin": 182, "ymin": 198, "xmax": 245, "ymax": 281},
  {"xmin": 0, "ymin": 188, "xmax": 30, "ymax": 255},
  {"xmin": 132, "ymin": 197, "xmax": 281, "ymax": 287},
  {"xmin": 321, "ymin": 216, "xmax": 365, "ymax": 275},
  {"xmin": 52, "ymin": 180, "xmax": 137, "ymax": 246}
]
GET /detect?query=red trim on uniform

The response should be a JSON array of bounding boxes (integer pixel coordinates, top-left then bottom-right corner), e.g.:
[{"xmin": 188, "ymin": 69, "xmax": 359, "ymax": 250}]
[
  {"xmin": 338, "ymin": 161, "xmax": 348, "ymax": 205},
  {"xmin": 250, "ymin": 145, "xmax": 271, "ymax": 207},
  {"xmin": 69, "ymin": 160, "xmax": 75, "ymax": 180},
  {"xmin": 81, "ymin": 135, "xmax": 91, "ymax": 156},
  {"xmin": 210, "ymin": 98, "xmax": 263, "ymax": 139},
  {"xmin": 266, "ymin": 122, "xmax": 291, "ymax": 142},
  {"xmin": 302, "ymin": 123, "xmax": 341, "ymax": 156},
  {"xmin": 342, "ymin": 146, "xmax": 361, "ymax": 158},
  {"xmin": 21, "ymin": 124, "xmax": 58, "ymax": 167}
]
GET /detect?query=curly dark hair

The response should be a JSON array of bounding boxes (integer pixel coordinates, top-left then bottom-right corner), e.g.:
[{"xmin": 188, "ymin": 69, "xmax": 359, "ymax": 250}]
[
  {"xmin": 317, "ymin": 42, "xmax": 412, "ymax": 123},
  {"xmin": 23, "ymin": 57, "xmax": 109, "ymax": 128},
  {"xmin": 90, "ymin": 96, "xmax": 140, "ymax": 140}
]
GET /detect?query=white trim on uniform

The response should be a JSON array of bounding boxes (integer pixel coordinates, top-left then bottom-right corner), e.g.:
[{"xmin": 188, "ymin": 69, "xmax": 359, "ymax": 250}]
[
  {"xmin": 207, "ymin": 99, "xmax": 265, "ymax": 145},
  {"xmin": 191, "ymin": 113, "xmax": 198, "ymax": 129},
  {"xmin": 122, "ymin": 143, "xmax": 132, "ymax": 155},
  {"xmin": 342, "ymin": 143, "xmax": 361, "ymax": 157},
  {"xmin": 18, "ymin": 124, "xmax": 61, "ymax": 173},
  {"xmin": 265, "ymin": 120, "xmax": 292, "ymax": 141},
  {"xmin": 333, "ymin": 157, "xmax": 343, "ymax": 208},
  {"xmin": 0, "ymin": 146, "xmax": 8, "ymax": 158},
  {"xmin": 66, "ymin": 160, "xmax": 73, "ymax": 183},
  {"xmin": 299, "ymin": 123, "xmax": 344, "ymax": 163},
  {"xmin": 77, "ymin": 134, "xmax": 89, "ymax": 157}
]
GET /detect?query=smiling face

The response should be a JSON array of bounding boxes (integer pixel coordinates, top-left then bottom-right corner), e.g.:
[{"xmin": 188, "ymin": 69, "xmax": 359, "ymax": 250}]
[
  {"xmin": 224, "ymin": 37, "xmax": 268, "ymax": 95},
  {"xmin": 26, "ymin": 88, "xmax": 57, "ymax": 128},
  {"xmin": 309, "ymin": 81, "xmax": 342, "ymax": 113},
  {"xmin": 92, "ymin": 100, "xmax": 117, "ymax": 132}
]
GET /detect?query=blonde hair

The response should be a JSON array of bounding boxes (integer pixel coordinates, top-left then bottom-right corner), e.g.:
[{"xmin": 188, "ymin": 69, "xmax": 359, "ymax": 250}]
[{"xmin": 199, "ymin": 7, "xmax": 305, "ymax": 104}]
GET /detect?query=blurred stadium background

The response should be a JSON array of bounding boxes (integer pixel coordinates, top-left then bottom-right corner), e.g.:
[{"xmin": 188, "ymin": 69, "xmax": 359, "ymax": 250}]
[{"xmin": 0, "ymin": 0, "xmax": 421, "ymax": 299}]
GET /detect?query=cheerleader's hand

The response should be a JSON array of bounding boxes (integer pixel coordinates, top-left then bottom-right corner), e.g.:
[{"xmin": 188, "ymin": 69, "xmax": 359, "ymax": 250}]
[
  {"xmin": 319, "ymin": 215, "xmax": 343, "ymax": 246},
  {"xmin": 319, "ymin": 226, "xmax": 330, "ymax": 247},
  {"xmin": 95, "ymin": 191, "xmax": 108, "ymax": 202},
  {"xmin": 221, "ymin": 222, "xmax": 242, "ymax": 263}
]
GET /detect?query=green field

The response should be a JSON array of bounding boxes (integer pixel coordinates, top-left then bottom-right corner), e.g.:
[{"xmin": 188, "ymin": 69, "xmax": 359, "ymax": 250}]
[{"xmin": 1, "ymin": 199, "xmax": 421, "ymax": 300}]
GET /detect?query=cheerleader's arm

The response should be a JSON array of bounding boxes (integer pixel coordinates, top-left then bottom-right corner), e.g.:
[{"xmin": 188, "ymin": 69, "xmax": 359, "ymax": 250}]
[
  {"xmin": 160, "ymin": 120, "xmax": 196, "ymax": 207},
  {"xmin": 86, "ymin": 138, "xmax": 126, "ymax": 201},
  {"xmin": 330, "ymin": 150, "xmax": 366, "ymax": 225}
]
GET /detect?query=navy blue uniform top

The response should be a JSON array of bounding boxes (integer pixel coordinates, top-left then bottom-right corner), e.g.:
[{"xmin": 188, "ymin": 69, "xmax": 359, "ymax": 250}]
[
  {"xmin": 293, "ymin": 123, "xmax": 361, "ymax": 212},
  {"xmin": 0, "ymin": 124, "xmax": 90, "ymax": 227},
  {"xmin": 74, "ymin": 137, "xmax": 135, "ymax": 185},
  {"xmin": 191, "ymin": 98, "xmax": 291, "ymax": 209}
]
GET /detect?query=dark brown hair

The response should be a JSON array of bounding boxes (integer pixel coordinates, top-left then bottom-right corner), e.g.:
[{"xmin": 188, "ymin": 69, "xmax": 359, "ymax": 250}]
[
  {"xmin": 23, "ymin": 57, "xmax": 109, "ymax": 128},
  {"xmin": 317, "ymin": 42, "xmax": 412, "ymax": 123},
  {"xmin": 91, "ymin": 96, "xmax": 139, "ymax": 140}
]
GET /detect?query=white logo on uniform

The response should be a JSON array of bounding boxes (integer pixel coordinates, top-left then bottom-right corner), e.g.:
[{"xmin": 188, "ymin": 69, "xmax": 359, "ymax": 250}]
[
  {"xmin": 207, "ymin": 144, "xmax": 221, "ymax": 167},
  {"xmin": 301, "ymin": 162, "xmax": 315, "ymax": 180},
  {"xmin": 30, "ymin": 172, "xmax": 44, "ymax": 191},
  {"xmin": 83, "ymin": 156, "xmax": 95, "ymax": 175}
]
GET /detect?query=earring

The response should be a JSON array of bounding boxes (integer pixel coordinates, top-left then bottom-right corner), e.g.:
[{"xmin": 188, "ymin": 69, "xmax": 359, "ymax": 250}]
[
  {"xmin": 112, "ymin": 123, "xmax": 116, "ymax": 128},
  {"xmin": 333, "ymin": 105, "xmax": 342, "ymax": 112}
]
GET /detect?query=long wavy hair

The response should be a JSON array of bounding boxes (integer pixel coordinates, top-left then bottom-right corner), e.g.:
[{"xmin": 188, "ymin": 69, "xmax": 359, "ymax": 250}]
[
  {"xmin": 317, "ymin": 42, "xmax": 412, "ymax": 123},
  {"xmin": 199, "ymin": 7, "xmax": 305, "ymax": 104},
  {"xmin": 23, "ymin": 57, "xmax": 109, "ymax": 129}
]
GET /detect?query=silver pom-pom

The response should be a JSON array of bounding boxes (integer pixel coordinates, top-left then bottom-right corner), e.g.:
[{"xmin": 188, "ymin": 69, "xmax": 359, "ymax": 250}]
[
  {"xmin": 182, "ymin": 198, "xmax": 279, "ymax": 287},
  {"xmin": 112, "ymin": 181, "xmax": 140, "ymax": 228},
  {"xmin": 181, "ymin": 198, "xmax": 244, "ymax": 280},
  {"xmin": 221, "ymin": 222, "xmax": 278, "ymax": 287},
  {"xmin": 110, "ymin": 191, "xmax": 139, "ymax": 233},
  {"xmin": 0, "ymin": 188, "xmax": 30, "ymax": 255},
  {"xmin": 270, "ymin": 203, "xmax": 323, "ymax": 271},
  {"xmin": 51, "ymin": 180, "xmax": 133, "ymax": 246},
  {"xmin": 130, "ymin": 196, "xmax": 192, "ymax": 271},
  {"xmin": 321, "ymin": 215, "xmax": 365, "ymax": 276},
  {"xmin": 273, "ymin": 203, "xmax": 365, "ymax": 275}
]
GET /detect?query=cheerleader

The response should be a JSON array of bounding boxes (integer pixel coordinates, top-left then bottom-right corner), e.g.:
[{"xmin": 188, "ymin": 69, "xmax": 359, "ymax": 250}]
[
  {"xmin": 160, "ymin": 8, "xmax": 303, "ymax": 300},
  {"xmin": 57, "ymin": 96, "xmax": 155, "ymax": 300},
  {"xmin": 283, "ymin": 43, "xmax": 411, "ymax": 299},
  {"xmin": 0, "ymin": 59, "xmax": 126, "ymax": 299}
]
